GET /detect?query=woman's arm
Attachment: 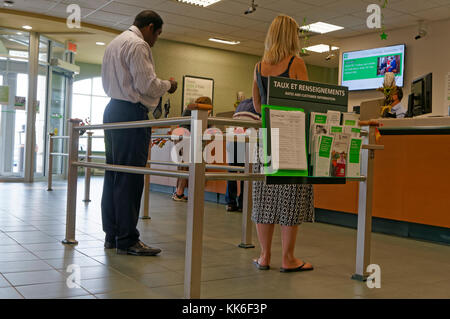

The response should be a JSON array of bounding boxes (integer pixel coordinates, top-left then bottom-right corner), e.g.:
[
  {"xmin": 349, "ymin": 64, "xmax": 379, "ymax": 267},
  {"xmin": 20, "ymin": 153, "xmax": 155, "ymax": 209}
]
[
  {"xmin": 253, "ymin": 63, "xmax": 262, "ymax": 114},
  {"xmin": 292, "ymin": 56, "xmax": 309, "ymax": 81}
]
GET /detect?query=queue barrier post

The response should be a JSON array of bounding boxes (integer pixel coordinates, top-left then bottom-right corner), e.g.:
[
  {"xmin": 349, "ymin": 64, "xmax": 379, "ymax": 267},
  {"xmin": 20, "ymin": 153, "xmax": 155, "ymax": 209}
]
[
  {"xmin": 47, "ymin": 133, "xmax": 54, "ymax": 191},
  {"xmin": 140, "ymin": 143, "xmax": 152, "ymax": 220},
  {"xmin": 239, "ymin": 139, "xmax": 255, "ymax": 249},
  {"xmin": 62, "ymin": 119, "xmax": 82, "ymax": 245},
  {"xmin": 184, "ymin": 103, "xmax": 210, "ymax": 299},
  {"xmin": 83, "ymin": 132, "xmax": 93, "ymax": 202},
  {"xmin": 352, "ymin": 120, "xmax": 383, "ymax": 281}
]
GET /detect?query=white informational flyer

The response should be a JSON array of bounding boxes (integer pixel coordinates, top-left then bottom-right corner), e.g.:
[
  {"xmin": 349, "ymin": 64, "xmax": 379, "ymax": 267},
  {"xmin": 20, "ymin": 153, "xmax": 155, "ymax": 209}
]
[
  {"xmin": 330, "ymin": 133, "xmax": 351, "ymax": 177},
  {"xmin": 344, "ymin": 126, "xmax": 362, "ymax": 138},
  {"xmin": 269, "ymin": 109, "xmax": 307, "ymax": 171},
  {"xmin": 327, "ymin": 110, "xmax": 341, "ymax": 126},
  {"xmin": 314, "ymin": 135, "xmax": 334, "ymax": 177},
  {"xmin": 310, "ymin": 112, "xmax": 327, "ymax": 129},
  {"xmin": 309, "ymin": 123, "xmax": 329, "ymax": 154},
  {"xmin": 343, "ymin": 112, "xmax": 360, "ymax": 127},
  {"xmin": 347, "ymin": 137, "xmax": 363, "ymax": 177}
]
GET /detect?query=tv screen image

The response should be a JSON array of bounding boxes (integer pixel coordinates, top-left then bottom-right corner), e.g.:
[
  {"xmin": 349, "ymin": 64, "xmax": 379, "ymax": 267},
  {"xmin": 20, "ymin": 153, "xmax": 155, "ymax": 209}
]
[{"xmin": 341, "ymin": 44, "xmax": 406, "ymax": 91}]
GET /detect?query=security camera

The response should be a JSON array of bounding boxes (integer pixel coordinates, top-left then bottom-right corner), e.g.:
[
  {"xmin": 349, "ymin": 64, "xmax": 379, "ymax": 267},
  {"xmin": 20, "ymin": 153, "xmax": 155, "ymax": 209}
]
[
  {"xmin": 244, "ymin": 0, "xmax": 258, "ymax": 15},
  {"xmin": 325, "ymin": 53, "xmax": 335, "ymax": 61},
  {"xmin": 415, "ymin": 20, "xmax": 427, "ymax": 40},
  {"xmin": 415, "ymin": 29, "xmax": 427, "ymax": 40}
]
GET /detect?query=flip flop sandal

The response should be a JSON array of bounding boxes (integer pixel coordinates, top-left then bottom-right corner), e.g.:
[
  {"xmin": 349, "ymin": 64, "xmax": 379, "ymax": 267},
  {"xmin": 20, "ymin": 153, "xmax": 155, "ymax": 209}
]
[
  {"xmin": 253, "ymin": 259, "xmax": 270, "ymax": 270},
  {"xmin": 280, "ymin": 262, "xmax": 314, "ymax": 273}
]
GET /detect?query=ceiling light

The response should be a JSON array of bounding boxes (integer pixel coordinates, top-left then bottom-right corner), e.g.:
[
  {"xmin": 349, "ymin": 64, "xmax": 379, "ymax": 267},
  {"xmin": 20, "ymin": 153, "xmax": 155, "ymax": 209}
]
[
  {"xmin": 176, "ymin": 0, "xmax": 221, "ymax": 7},
  {"xmin": 208, "ymin": 38, "xmax": 240, "ymax": 45},
  {"xmin": 96, "ymin": 42, "xmax": 105, "ymax": 46},
  {"xmin": 300, "ymin": 22, "xmax": 344, "ymax": 34},
  {"xmin": 22, "ymin": 25, "xmax": 32, "ymax": 30},
  {"xmin": 3, "ymin": 0, "xmax": 14, "ymax": 7},
  {"xmin": 303, "ymin": 44, "xmax": 339, "ymax": 53}
]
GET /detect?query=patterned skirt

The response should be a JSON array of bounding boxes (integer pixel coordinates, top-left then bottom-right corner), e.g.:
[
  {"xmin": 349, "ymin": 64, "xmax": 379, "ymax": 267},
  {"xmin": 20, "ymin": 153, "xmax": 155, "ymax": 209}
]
[{"xmin": 251, "ymin": 151, "xmax": 315, "ymax": 226}]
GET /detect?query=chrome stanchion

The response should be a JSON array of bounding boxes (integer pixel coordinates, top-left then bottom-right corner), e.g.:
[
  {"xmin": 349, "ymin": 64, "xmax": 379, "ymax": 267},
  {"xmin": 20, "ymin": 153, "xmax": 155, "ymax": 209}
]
[
  {"xmin": 239, "ymin": 141, "xmax": 255, "ymax": 249},
  {"xmin": 352, "ymin": 121, "xmax": 383, "ymax": 281},
  {"xmin": 184, "ymin": 105, "xmax": 209, "ymax": 299},
  {"xmin": 62, "ymin": 119, "xmax": 82, "ymax": 245},
  {"xmin": 140, "ymin": 143, "xmax": 152, "ymax": 220},
  {"xmin": 47, "ymin": 133, "xmax": 54, "ymax": 191},
  {"xmin": 83, "ymin": 132, "xmax": 93, "ymax": 202}
]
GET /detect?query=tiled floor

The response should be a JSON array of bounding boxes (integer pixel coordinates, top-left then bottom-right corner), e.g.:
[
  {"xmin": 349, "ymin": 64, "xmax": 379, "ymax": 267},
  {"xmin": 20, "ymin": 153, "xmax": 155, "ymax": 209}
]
[{"xmin": 0, "ymin": 177, "xmax": 449, "ymax": 299}]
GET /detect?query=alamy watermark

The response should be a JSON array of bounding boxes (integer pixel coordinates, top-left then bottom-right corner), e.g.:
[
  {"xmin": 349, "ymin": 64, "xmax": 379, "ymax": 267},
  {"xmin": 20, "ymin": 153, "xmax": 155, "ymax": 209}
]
[
  {"xmin": 366, "ymin": 264, "xmax": 381, "ymax": 289},
  {"xmin": 66, "ymin": 264, "xmax": 81, "ymax": 288},
  {"xmin": 169, "ymin": 124, "xmax": 281, "ymax": 173}
]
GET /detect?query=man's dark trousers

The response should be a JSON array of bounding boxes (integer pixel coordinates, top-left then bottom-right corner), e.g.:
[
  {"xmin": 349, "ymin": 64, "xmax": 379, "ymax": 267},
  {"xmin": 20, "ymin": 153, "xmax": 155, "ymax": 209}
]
[
  {"xmin": 101, "ymin": 99, "xmax": 151, "ymax": 250},
  {"xmin": 225, "ymin": 141, "xmax": 244, "ymax": 209}
]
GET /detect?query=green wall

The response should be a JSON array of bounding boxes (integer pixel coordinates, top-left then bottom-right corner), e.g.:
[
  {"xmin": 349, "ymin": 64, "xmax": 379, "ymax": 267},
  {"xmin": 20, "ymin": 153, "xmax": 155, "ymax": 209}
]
[
  {"xmin": 75, "ymin": 62, "xmax": 102, "ymax": 82},
  {"xmin": 75, "ymin": 39, "xmax": 338, "ymax": 116},
  {"xmin": 307, "ymin": 64, "xmax": 339, "ymax": 85}
]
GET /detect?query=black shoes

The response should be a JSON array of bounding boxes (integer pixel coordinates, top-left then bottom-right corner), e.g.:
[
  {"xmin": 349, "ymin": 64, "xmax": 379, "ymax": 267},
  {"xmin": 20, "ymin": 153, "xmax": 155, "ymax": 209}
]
[
  {"xmin": 226, "ymin": 204, "xmax": 243, "ymax": 213},
  {"xmin": 104, "ymin": 241, "xmax": 116, "ymax": 249},
  {"xmin": 116, "ymin": 241, "xmax": 161, "ymax": 256}
]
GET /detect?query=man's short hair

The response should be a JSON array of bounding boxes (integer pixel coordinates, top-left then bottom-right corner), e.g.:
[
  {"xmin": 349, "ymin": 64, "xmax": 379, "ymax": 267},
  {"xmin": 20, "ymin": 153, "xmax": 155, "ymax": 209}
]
[
  {"xmin": 134, "ymin": 10, "xmax": 163, "ymax": 31},
  {"xmin": 396, "ymin": 86, "xmax": 403, "ymax": 101}
]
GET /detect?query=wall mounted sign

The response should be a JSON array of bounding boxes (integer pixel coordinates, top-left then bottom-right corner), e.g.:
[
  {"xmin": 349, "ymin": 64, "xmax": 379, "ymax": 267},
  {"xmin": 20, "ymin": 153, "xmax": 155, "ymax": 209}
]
[{"xmin": 181, "ymin": 75, "xmax": 214, "ymax": 114}]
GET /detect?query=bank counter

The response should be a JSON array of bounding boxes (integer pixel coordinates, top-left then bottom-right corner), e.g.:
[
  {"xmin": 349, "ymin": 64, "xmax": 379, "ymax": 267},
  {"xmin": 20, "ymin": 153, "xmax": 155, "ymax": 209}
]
[
  {"xmin": 149, "ymin": 117, "xmax": 450, "ymax": 244},
  {"xmin": 315, "ymin": 116, "xmax": 450, "ymax": 243}
]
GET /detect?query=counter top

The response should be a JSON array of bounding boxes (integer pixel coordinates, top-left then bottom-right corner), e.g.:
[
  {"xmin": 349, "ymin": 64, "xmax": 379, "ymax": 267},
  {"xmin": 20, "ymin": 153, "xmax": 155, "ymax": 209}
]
[{"xmin": 378, "ymin": 116, "xmax": 450, "ymax": 135}]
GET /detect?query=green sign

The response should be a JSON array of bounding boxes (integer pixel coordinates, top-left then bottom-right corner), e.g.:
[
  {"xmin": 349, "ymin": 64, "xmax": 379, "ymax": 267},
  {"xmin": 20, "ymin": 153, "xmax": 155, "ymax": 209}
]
[
  {"xmin": 319, "ymin": 136, "xmax": 333, "ymax": 158},
  {"xmin": 0, "ymin": 86, "xmax": 9, "ymax": 105},
  {"xmin": 268, "ymin": 77, "xmax": 348, "ymax": 106},
  {"xmin": 343, "ymin": 53, "xmax": 403, "ymax": 81},
  {"xmin": 349, "ymin": 139, "xmax": 363, "ymax": 164},
  {"xmin": 331, "ymin": 126, "xmax": 343, "ymax": 133},
  {"xmin": 315, "ymin": 114, "xmax": 327, "ymax": 124}
]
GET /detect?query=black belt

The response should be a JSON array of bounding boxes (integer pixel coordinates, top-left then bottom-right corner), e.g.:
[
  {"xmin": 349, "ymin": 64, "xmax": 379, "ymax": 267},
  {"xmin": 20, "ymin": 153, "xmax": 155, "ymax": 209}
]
[{"xmin": 110, "ymin": 98, "xmax": 148, "ymax": 112}]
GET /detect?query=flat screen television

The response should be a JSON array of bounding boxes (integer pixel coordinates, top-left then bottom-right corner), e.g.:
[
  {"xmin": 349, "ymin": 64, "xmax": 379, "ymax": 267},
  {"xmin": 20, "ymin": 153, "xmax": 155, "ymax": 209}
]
[
  {"xmin": 341, "ymin": 44, "xmax": 406, "ymax": 91},
  {"xmin": 407, "ymin": 73, "xmax": 432, "ymax": 117}
]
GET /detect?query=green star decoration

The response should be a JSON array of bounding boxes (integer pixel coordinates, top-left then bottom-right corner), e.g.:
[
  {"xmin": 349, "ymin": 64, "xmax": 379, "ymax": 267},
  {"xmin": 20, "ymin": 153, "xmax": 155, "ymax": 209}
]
[{"xmin": 380, "ymin": 32, "xmax": 388, "ymax": 40}]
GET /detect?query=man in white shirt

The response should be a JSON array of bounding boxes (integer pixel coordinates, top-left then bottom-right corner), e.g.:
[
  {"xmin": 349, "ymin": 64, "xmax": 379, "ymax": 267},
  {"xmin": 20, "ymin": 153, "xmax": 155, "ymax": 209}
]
[{"xmin": 101, "ymin": 10, "xmax": 177, "ymax": 256}]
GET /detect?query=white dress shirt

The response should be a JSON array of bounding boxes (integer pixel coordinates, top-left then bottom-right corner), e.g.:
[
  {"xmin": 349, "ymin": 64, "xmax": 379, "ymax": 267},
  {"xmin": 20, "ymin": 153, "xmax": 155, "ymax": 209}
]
[
  {"xmin": 391, "ymin": 103, "xmax": 407, "ymax": 118},
  {"xmin": 102, "ymin": 25, "xmax": 171, "ymax": 110}
]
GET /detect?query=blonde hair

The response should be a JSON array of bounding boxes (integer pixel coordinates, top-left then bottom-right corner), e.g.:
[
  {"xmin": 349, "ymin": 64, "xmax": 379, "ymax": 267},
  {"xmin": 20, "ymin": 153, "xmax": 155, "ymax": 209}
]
[{"xmin": 263, "ymin": 15, "xmax": 301, "ymax": 65}]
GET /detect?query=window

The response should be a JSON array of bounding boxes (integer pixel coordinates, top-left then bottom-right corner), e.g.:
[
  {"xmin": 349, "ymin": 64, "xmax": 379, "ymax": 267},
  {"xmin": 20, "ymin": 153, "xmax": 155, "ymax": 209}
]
[{"xmin": 72, "ymin": 77, "xmax": 109, "ymax": 152}]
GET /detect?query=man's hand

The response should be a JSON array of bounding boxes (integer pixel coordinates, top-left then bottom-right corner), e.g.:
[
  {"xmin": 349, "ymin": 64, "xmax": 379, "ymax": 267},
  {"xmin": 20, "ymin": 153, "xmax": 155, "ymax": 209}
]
[{"xmin": 168, "ymin": 78, "xmax": 178, "ymax": 94}]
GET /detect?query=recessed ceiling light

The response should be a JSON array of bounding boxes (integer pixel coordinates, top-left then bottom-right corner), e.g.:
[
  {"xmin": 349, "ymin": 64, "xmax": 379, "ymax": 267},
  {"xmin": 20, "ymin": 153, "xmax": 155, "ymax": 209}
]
[
  {"xmin": 176, "ymin": 0, "xmax": 221, "ymax": 7},
  {"xmin": 22, "ymin": 25, "xmax": 32, "ymax": 30},
  {"xmin": 303, "ymin": 44, "xmax": 339, "ymax": 53},
  {"xmin": 208, "ymin": 38, "xmax": 240, "ymax": 45},
  {"xmin": 3, "ymin": 0, "xmax": 15, "ymax": 7},
  {"xmin": 96, "ymin": 42, "xmax": 105, "ymax": 46},
  {"xmin": 300, "ymin": 22, "xmax": 344, "ymax": 34}
]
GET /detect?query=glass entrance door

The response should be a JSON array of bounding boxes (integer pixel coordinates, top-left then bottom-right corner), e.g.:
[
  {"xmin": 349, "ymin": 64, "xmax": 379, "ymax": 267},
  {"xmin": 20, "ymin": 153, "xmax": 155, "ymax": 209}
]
[
  {"xmin": 48, "ymin": 70, "xmax": 67, "ymax": 175},
  {"xmin": 0, "ymin": 28, "xmax": 30, "ymax": 178}
]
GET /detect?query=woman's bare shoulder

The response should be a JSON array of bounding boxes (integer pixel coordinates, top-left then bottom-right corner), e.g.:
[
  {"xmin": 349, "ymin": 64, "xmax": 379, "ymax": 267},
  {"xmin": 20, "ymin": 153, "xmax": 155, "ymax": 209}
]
[{"xmin": 291, "ymin": 56, "xmax": 308, "ymax": 80}]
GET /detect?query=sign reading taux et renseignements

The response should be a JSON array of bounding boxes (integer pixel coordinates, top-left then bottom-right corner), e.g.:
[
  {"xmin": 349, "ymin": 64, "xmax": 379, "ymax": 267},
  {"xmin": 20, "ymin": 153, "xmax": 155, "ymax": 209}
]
[{"xmin": 268, "ymin": 76, "xmax": 348, "ymax": 106}]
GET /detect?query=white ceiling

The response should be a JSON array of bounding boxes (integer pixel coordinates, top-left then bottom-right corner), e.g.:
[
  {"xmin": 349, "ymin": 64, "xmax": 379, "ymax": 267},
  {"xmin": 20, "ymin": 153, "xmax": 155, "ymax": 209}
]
[{"xmin": 2, "ymin": 0, "xmax": 450, "ymax": 67}]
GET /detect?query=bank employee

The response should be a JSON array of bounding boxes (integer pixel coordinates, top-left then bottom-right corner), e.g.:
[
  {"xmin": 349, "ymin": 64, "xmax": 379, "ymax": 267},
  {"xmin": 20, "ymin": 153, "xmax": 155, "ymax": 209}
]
[{"xmin": 101, "ymin": 10, "xmax": 177, "ymax": 256}]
